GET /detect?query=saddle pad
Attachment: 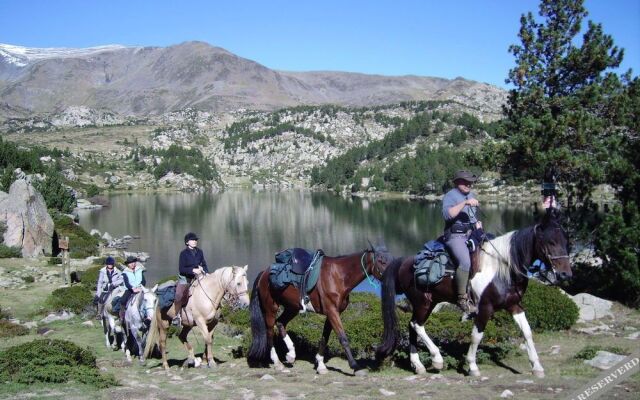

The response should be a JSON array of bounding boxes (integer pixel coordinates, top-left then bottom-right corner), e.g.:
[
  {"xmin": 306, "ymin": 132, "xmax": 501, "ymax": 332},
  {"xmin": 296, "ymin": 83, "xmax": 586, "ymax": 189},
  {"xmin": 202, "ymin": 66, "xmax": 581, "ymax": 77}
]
[
  {"xmin": 156, "ymin": 284, "xmax": 176, "ymax": 310},
  {"xmin": 303, "ymin": 253, "xmax": 323, "ymax": 294}
]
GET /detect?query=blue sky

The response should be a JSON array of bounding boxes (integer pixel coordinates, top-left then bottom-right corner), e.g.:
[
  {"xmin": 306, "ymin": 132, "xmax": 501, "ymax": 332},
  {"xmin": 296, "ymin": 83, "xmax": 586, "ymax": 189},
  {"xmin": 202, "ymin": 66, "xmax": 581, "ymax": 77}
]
[{"xmin": 1, "ymin": 0, "xmax": 638, "ymax": 88}]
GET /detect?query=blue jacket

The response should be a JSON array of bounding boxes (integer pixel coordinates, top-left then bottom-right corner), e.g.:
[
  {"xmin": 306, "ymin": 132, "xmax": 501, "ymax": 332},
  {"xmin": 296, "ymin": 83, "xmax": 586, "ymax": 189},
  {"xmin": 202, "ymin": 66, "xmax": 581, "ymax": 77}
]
[
  {"xmin": 179, "ymin": 247, "xmax": 209, "ymax": 279},
  {"xmin": 122, "ymin": 267, "xmax": 146, "ymax": 290}
]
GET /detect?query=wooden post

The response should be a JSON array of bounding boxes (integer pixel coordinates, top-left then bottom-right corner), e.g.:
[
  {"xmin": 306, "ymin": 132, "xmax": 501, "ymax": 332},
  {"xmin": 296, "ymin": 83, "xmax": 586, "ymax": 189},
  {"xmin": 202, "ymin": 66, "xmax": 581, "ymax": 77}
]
[{"xmin": 59, "ymin": 236, "xmax": 70, "ymax": 284}]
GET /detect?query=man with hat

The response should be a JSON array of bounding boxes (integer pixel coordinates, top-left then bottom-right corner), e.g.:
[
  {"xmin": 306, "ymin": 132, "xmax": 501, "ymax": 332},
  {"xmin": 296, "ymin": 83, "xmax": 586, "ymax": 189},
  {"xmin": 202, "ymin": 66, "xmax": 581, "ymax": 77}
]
[
  {"xmin": 173, "ymin": 232, "xmax": 209, "ymax": 326},
  {"xmin": 119, "ymin": 255, "xmax": 146, "ymax": 322},
  {"xmin": 442, "ymin": 170, "xmax": 482, "ymax": 316},
  {"xmin": 95, "ymin": 256, "xmax": 123, "ymax": 320}
]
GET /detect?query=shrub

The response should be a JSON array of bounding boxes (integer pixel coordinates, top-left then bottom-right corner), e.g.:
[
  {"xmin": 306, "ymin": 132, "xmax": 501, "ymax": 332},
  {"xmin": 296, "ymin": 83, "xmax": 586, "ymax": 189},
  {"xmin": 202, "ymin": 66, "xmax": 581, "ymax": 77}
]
[
  {"xmin": 46, "ymin": 285, "xmax": 94, "ymax": 314},
  {"xmin": 81, "ymin": 265, "xmax": 102, "ymax": 291},
  {"xmin": 86, "ymin": 184, "xmax": 100, "ymax": 198},
  {"xmin": 522, "ymin": 281, "xmax": 579, "ymax": 332},
  {"xmin": 52, "ymin": 213, "xmax": 99, "ymax": 258},
  {"xmin": 21, "ymin": 275, "xmax": 34, "ymax": 283},
  {"xmin": 34, "ymin": 169, "xmax": 76, "ymax": 213},
  {"xmin": 575, "ymin": 345, "xmax": 630, "ymax": 360},
  {"xmin": 0, "ymin": 320, "xmax": 29, "ymax": 338},
  {"xmin": 0, "ymin": 339, "xmax": 117, "ymax": 388},
  {"xmin": 0, "ymin": 244, "xmax": 21, "ymax": 258}
]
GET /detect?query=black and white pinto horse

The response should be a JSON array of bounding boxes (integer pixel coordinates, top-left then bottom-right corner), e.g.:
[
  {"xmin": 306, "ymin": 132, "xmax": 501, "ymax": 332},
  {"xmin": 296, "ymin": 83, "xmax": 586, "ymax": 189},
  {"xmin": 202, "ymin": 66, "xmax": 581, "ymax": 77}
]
[{"xmin": 377, "ymin": 208, "xmax": 572, "ymax": 377}]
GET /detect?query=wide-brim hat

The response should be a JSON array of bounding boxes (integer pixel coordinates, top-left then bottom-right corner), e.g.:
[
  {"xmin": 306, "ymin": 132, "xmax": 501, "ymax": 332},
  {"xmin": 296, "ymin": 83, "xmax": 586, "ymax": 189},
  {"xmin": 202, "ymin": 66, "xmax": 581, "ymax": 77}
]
[
  {"xmin": 452, "ymin": 170, "xmax": 478, "ymax": 183},
  {"xmin": 124, "ymin": 255, "xmax": 139, "ymax": 264}
]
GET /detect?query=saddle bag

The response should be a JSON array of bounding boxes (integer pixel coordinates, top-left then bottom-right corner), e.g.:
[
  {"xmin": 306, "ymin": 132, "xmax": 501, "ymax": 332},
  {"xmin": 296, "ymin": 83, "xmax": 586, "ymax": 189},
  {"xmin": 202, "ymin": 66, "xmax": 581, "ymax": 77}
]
[{"xmin": 414, "ymin": 239, "xmax": 448, "ymax": 289}]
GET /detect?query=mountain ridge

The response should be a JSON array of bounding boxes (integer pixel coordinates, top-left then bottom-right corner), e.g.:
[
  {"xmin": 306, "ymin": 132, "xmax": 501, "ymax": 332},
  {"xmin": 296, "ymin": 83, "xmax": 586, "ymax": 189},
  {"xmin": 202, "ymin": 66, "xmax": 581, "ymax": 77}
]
[{"xmin": 0, "ymin": 41, "xmax": 507, "ymax": 117}]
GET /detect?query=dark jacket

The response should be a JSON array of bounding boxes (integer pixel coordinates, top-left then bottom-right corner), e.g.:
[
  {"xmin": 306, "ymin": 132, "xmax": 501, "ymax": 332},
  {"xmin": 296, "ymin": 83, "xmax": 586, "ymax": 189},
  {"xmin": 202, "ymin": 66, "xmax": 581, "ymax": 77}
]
[{"xmin": 179, "ymin": 247, "xmax": 209, "ymax": 279}]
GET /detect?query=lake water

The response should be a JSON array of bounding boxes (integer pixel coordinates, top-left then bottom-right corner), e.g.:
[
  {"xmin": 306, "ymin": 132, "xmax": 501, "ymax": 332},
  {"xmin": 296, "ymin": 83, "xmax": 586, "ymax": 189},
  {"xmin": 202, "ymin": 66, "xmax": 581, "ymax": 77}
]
[{"xmin": 77, "ymin": 190, "xmax": 536, "ymax": 290}]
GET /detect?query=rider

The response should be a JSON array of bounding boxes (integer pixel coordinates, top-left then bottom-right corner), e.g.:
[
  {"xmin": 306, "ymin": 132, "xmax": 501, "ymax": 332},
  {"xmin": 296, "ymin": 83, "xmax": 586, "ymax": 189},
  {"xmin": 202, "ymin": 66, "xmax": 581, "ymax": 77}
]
[
  {"xmin": 95, "ymin": 256, "xmax": 123, "ymax": 319},
  {"xmin": 119, "ymin": 256, "xmax": 146, "ymax": 321},
  {"xmin": 442, "ymin": 170, "xmax": 482, "ymax": 316},
  {"xmin": 172, "ymin": 232, "xmax": 209, "ymax": 326}
]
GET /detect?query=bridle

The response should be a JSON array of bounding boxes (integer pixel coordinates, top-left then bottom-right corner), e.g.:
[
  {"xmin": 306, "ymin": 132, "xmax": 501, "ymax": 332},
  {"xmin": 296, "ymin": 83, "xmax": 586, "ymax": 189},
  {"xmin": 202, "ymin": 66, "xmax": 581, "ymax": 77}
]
[
  {"xmin": 534, "ymin": 224, "xmax": 570, "ymax": 283},
  {"xmin": 360, "ymin": 247, "xmax": 388, "ymax": 288},
  {"xmin": 222, "ymin": 267, "xmax": 249, "ymax": 309}
]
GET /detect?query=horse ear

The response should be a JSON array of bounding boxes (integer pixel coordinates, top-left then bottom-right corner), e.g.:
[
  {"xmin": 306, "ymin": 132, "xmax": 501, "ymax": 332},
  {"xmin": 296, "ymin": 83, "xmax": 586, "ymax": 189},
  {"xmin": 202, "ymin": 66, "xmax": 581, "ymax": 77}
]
[
  {"xmin": 151, "ymin": 284, "xmax": 158, "ymax": 293},
  {"xmin": 243, "ymin": 265, "xmax": 248, "ymax": 272}
]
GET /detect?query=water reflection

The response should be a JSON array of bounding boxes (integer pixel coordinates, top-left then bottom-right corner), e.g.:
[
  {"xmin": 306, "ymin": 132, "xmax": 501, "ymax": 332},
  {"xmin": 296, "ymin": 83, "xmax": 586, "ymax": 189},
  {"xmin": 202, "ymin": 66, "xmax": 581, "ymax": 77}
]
[{"xmin": 77, "ymin": 191, "xmax": 535, "ymax": 286}]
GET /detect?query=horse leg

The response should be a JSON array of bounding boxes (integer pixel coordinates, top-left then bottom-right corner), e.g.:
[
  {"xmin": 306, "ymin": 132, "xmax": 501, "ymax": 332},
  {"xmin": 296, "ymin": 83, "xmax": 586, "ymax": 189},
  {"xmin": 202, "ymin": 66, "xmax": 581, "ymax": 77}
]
[
  {"xmin": 159, "ymin": 320, "xmax": 170, "ymax": 370},
  {"xmin": 466, "ymin": 305, "xmax": 493, "ymax": 377},
  {"xmin": 510, "ymin": 306, "xmax": 544, "ymax": 378},
  {"xmin": 178, "ymin": 326, "xmax": 195, "ymax": 368},
  {"xmin": 315, "ymin": 319, "xmax": 333, "ymax": 375},
  {"xmin": 325, "ymin": 311, "xmax": 364, "ymax": 375},
  {"xmin": 103, "ymin": 316, "xmax": 111, "ymax": 348},
  {"xmin": 195, "ymin": 317, "xmax": 216, "ymax": 368},
  {"xmin": 265, "ymin": 305, "xmax": 285, "ymax": 371},
  {"xmin": 276, "ymin": 308, "xmax": 299, "ymax": 364},
  {"xmin": 409, "ymin": 302, "xmax": 443, "ymax": 373}
]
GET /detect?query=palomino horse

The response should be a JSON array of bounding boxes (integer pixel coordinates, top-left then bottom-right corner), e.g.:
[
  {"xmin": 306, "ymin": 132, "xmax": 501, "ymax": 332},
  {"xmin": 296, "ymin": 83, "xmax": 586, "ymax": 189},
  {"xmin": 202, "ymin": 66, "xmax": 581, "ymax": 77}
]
[
  {"xmin": 376, "ymin": 208, "xmax": 571, "ymax": 377},
  {"xmin": 247, "ymin": 244, "xmax": 393, "ymax": 375},
  {"xmin": 143, "ymin": 266, "xmax": 250, "ymax": 369}
]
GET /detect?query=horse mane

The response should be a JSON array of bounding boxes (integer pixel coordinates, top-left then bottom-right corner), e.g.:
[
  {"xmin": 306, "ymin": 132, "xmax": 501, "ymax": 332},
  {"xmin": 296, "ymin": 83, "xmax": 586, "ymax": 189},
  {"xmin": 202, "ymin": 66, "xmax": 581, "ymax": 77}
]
[{"xmin": 483, "ymin": 226, "xmax": 535, "ymax": 285}]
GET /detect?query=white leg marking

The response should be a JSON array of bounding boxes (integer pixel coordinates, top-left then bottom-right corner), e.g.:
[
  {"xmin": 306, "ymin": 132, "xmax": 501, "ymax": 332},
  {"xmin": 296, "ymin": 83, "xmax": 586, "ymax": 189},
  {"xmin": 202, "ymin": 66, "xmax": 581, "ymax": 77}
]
[
  {"xmin": 315, "ymin": 354, "xmax": 328, "ymax": 374},
  {"xmin": 283, "ymin": 334, "xmax": 296, "ymax": 363},
  {"xmin": 409, "ymin": 345, "xmax": 427, "ymax": 374},
  {"xmin": 513, "ymin": 312, "xmax": 544, "ymax": 377},
  {"xmin": 410, "ymin": 321, "xmax": 444, "ymax": 369},
  {"xmin": 270, "ymin": 347, "xmax": 284, "ymax": 370},
  {"xmin": 466, "ymin": 325, "xmax": 484, "ymax": 376}
]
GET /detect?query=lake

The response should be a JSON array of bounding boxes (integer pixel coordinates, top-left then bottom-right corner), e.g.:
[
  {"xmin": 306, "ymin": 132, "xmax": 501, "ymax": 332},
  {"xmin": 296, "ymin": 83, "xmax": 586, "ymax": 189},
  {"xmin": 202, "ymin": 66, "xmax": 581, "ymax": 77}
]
[{"xmin": 77, "ymin": 190, "xmax": 536, "ymax": 291}]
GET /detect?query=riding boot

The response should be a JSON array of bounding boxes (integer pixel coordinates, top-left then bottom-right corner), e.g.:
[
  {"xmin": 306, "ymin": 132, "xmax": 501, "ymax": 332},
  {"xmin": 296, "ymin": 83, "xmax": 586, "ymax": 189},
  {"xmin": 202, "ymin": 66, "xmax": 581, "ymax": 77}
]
[
  {"xmin": 96, "ymin": 302, "xmax": 104, "ymax": 320},
  {"xmin": 172, "ymin": 283, "xmax": 187, "ymax": 326},
  {"xmin": 455, "ymin": 269, "xmax": 476, "ymax": 315}
]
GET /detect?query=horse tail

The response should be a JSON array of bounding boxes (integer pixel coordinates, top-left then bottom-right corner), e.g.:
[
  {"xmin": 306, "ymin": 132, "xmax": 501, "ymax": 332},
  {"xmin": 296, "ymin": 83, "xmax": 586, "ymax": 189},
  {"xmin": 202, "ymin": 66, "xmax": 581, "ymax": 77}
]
[
  {"xmin": 142, "ymin": 306, "xmax": 160, "ymax": 360},
  {"xmin": 247, "ymin": 271, "xmax": 269, "ymax": 367},
  {"xmin": 376, "ymin": 256, "xmax": 403, "ymax": 361}
]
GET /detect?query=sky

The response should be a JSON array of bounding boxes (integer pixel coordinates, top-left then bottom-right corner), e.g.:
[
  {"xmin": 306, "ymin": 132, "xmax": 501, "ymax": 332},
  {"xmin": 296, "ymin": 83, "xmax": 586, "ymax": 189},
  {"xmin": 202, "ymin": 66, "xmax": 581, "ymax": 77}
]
[{"xmin": 0, "ymin": 0, "xmax": 638, "ymax": 88}]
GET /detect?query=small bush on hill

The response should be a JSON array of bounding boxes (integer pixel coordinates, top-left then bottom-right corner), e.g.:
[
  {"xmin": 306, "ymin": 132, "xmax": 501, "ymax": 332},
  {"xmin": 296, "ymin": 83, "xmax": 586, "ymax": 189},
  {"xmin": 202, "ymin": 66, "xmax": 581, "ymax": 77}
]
[
  {"xmin": 0, "ymin": 320, "xmax": 29, "ymax": 338},
  {"xmin": 81, "ymin": 265, "xmax": 102, "ymax": 291},
  {"xmin": 52, "ymin": 213, "xmax": 100, "ymax": 258},
  {"xmin": 522, "ymin": 280, "xmax": 579, "ymax": 332},
  {"xmin": 46, "ymin": 285, "xmax": 93, "ymax": 314},
  {"xmin": 574, "ymin": 345, "xmax": 630, "ymax": 360},
  {"xmin": 0, "ymin": 339, "xmax": 117, "ymax": 388},
  {"xmin": 0, "ymin": 244, "xmax": 21, "ymax": 258}
]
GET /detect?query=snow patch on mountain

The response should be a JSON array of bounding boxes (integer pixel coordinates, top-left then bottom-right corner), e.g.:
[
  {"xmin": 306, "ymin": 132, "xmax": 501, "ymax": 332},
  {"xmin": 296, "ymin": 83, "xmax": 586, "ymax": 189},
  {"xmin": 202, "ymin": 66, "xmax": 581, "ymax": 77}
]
[{"xmin": 0, "ymin": 43, "xmax": 129, "ymax": 67}]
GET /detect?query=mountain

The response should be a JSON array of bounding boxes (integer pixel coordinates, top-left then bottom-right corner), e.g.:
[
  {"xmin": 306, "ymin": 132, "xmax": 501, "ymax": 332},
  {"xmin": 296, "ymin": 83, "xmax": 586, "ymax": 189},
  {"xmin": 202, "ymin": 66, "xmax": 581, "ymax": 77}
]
[{"xmin": 0, "ymin": 41, "xmax": 506, "ymax": 117}]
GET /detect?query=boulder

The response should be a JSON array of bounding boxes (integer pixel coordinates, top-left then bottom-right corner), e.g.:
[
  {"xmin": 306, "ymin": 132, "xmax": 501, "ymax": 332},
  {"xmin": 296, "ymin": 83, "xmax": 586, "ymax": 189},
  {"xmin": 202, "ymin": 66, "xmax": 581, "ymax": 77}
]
[
  {"xmin": 584, "ymin": 351, "xmax": 627, "ymax": 370},
  {"xmin": 0, "ymin": 180, "xmax": 54, "ymax": 257},
  {"xmin": 571, "ymin": 293, "xmax": 613, "ymax": 322}
]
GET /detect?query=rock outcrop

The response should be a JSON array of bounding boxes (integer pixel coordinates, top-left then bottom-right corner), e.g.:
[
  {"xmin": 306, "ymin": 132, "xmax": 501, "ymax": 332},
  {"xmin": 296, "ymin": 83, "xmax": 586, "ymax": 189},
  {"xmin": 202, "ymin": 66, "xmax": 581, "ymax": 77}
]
[{"xmin": 0, "ymin": 180, "xmax": 54, "ymax": 257}]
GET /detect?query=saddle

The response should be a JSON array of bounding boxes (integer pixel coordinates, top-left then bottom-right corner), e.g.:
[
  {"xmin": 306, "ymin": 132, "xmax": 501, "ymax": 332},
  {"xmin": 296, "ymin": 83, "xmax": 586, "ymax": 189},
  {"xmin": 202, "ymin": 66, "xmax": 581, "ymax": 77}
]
[
  {"xmin": 269, "ymin": 248, "xmax": 324, "ymax": 310},
  {"xmin": 291, "ymin": 248, "xmax": 313, "ymax": 274}
]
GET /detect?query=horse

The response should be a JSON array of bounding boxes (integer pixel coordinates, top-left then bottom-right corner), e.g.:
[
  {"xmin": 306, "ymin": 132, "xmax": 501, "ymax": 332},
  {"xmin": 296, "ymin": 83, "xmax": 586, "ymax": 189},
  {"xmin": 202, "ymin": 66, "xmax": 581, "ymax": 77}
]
[
  {"xmin": 123, "ymin": 285, "xmax": 158, "ymax": 364},
  {"xmin": 247, "ymin": 243, "xmax": 393, "ymax": 375},
  {"xmin": 102, "ymin": 286, "xmax": 127, "ymax": 352},
  {"xmin": 143, "ymin": 265, "xmax": 250, "ymax": 370},
  {"xmin": 376, "ymin": 208, "xmax": 572, "ymax": 377}
]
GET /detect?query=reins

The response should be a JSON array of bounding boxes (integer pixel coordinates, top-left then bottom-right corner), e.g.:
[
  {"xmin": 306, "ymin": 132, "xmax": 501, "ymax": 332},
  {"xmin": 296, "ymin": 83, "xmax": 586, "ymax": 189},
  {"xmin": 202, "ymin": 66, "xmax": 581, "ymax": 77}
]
[{"xmin": 360, "ymin": 250, "xmax": 380, "ymax": 290}]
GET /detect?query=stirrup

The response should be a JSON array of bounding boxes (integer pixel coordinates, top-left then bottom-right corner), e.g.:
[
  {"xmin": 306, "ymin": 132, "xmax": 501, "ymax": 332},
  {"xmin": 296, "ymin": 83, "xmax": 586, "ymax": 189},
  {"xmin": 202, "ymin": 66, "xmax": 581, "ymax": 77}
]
[{"xmin": 171, "ymin": 315, "xmax": 182, "ymax": 326}]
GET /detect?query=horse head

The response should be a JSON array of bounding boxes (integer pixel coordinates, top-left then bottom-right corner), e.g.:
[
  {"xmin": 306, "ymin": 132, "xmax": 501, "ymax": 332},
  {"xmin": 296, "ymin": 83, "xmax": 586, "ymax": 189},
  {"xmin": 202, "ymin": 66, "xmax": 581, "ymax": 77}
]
[
  {"xmin": 140, "ymin": 285, "xmax": 158, "ymax": 321},
  {"xmin": 534, "ymin": 208, "xmax": 572, "ymax": 284},
  {"xmin": 224, "ymin": 265, "xmax": 251, "ymax": 309},
  {"xmin": 367, "ymin": 239, "xmax": 394, "ymax": 279}
]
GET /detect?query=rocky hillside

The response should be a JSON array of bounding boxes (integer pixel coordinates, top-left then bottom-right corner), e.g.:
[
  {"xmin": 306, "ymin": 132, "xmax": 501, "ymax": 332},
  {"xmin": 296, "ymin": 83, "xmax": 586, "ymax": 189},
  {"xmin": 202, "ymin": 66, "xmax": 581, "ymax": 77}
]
[{"xmin": 0, "ymin": 41, "xmax": 506, "ymax": 117}]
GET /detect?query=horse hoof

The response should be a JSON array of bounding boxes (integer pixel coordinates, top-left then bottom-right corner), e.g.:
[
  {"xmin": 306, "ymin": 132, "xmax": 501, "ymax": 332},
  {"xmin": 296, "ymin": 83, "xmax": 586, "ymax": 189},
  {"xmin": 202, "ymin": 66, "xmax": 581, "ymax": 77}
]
[
  {"xmin": 354, "ymin": 369, "xmax": 368, "ymax": 377},
  {"xmin": 533, "ymin": 369, "xmax": 545, "ymax": 378},
  {"xmin": 317, "ymin": 367, "xmax": 328, "ymax": 375},
  {"xmin": 469, "ymin": 369, "xmax": 481, "ymax": 377},
  {"xmin": 286, "ymin": 355, "xmax": 296, "ymax": 364},
  {"xmin": 208, "ymin": 361, "xmax": 216, "ymax": 368},
  {"xmin": 432, "ymin": 361, "xmax": 444, "ymax": 370},
  {"xmin": 274, "ymin": 363, "xmax": 285, "ymax": 371},
  {"xmin": 415, "ymin": 367, "xmax": 427, "ymax": 375}
]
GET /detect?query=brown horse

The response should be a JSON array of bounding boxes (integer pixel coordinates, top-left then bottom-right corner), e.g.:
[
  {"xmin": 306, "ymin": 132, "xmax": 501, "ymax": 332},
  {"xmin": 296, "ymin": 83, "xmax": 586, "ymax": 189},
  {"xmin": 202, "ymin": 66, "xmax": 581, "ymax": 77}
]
[
  {"xmin": 376, "ymin": 208, "xmax": 572, "ymax": 377},
  {"xmin": 143, "ymin": 265, "xmax": 250, "ymax": 369},
  {"xmin": 247, "ymin": 243, "xmax": 393, "ymax": 375}
]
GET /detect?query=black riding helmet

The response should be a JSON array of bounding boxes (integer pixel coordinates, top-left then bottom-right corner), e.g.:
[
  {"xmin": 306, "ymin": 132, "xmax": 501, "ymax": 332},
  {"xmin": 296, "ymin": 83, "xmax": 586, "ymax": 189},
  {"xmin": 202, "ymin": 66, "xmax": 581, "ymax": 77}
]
[{"xmin": 184, "ymin": 232, "xmax": 199, "ymax": 244}]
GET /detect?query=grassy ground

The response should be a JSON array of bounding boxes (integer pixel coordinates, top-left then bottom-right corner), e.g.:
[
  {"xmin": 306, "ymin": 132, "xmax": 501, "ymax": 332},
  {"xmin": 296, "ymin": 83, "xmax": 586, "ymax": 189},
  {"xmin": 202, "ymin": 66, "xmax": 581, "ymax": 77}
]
[{"xmin": 1, "ymin": 257, "xmax": 639, "ymax": 399}]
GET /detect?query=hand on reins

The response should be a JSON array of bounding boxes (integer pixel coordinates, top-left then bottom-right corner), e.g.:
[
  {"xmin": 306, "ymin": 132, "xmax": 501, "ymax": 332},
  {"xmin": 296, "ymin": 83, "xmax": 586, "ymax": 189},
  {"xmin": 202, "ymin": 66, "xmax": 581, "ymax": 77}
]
[
  {"xmin": 194, "ymin": 266, "xmax": 204, "ymax": 275},
  {"xmin": 466, "ymin": 198, "xmax": 479, "ymax": 207}
]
